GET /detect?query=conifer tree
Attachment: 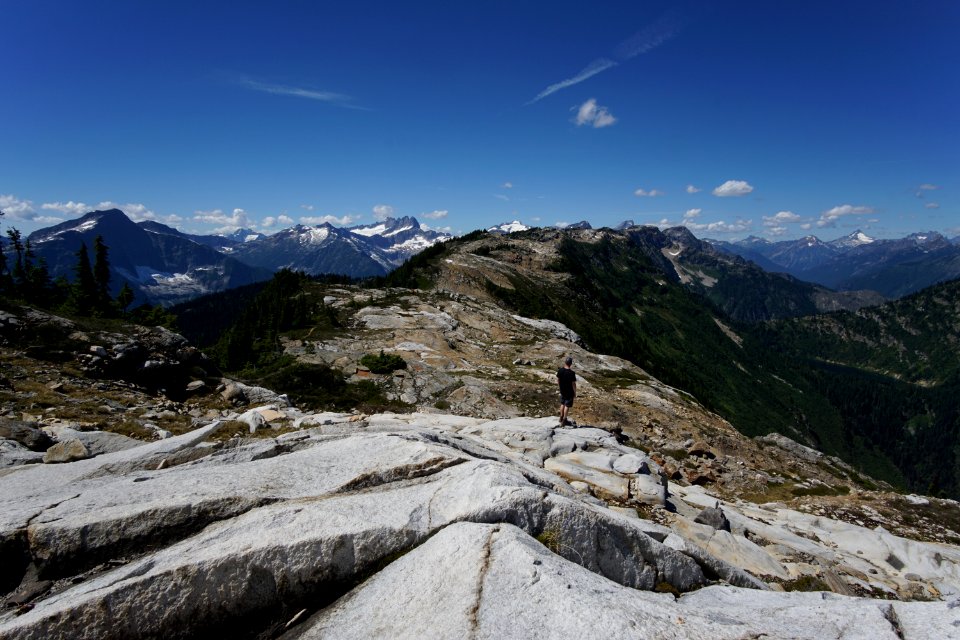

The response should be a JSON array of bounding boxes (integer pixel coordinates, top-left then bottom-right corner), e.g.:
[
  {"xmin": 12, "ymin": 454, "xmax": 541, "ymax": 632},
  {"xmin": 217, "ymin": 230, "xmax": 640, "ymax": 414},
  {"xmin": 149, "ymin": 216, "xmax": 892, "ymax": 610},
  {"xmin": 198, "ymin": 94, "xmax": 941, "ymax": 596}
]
[
  {"xmin": 72, "ymin": 242, "xmax": 97, "ymax": 315},
  {"xmin": 116, "ymin": 282, "xmax": 135, "ymax": 313},
  {"xmin": 92, "ymin": 235, "xmax": 111, "ymax": 309},
  {"xmin": 6, "ymin": 229, "xmax": 26, "ymax": 291}
]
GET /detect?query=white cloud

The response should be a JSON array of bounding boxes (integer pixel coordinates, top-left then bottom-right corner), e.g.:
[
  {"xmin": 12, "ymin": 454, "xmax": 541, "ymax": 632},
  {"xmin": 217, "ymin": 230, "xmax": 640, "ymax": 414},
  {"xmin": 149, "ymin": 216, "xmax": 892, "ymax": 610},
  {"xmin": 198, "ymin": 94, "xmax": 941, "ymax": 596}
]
[
  {"xmin": 684, "ymin": 218, "xmax": 753, "ymax": 234},
  {"xmin": 762, "ymin": 210, "xmax": 802, "ymax": 227},
  {"xmin": 494, "ymin": 194, "xmax": 510, "ymax": 201},
  {"xmin": 634, "ymin": 188, "xmax": 664, "ymax": 197},
  {"xmin": 685, "ymin": 184, "xmax": 701, "ymax": 194},
  {"xmin": 918, "ymin": 183, "xmax": 939, "ymax": 191},
  {"xmin": 555, "ymin": 221, "xmax": 570, "ymax": 228},
  {"xmin": 34, "ymin": 215, "xmax": 65, "ymax": 225},
  {"xmin": 422, "ymin": 209, "xmax": 448, "ymax": 220},
  {"xmin": 925, "ymin": 202, "xmax": 941, "ymax": 209},
  {"xmin": 816, "ymin": 204, "xmax": 875, "ymax": 228},
  {"xmin": 683, "ymin": 208, "xmax": 701, "ymax": 219},
  {"xmin": 574, "ymin": 98, "xmax": 617, "ymax": 128},
  {"xmin": 300, "ymin": 214, "xmax": 355, "ymax": 226},
  {"xmin": 0, "ymin": 194, "xmax": 37, "ymax": 219},
  {"xmin": 41, "ymin": 200, "xmax": 90, "ymax": 216},
  {"xmin": 300, "ymin": 204, "xmax": 315, "ymax": 211},
  {"xmin": 800, "ymin": 223, "xmax": 812, "ymax": 230},
  {"xmin": 193, "ymin": 207, "xmax": 252, "ymax": 233},
  {"xmin": 95, "ymin": 201, "xmax": 162, "ymax": 222},
  {"xmin": 261, "ymin": 214, "xmax": 295, "ymax": 228},
  {"xmin": 712, "ymin": 180, "xmax": 754, "ymax": 197},
  {"xmin": 766, "ymin": 226, "xmax": 788, "ymax": 236},
  {"xmin": 372, "ymin": 204, "xmax": 394, "ymax": 221},
  {"xmin": 502, "ymin": 182, "xmax": 513, "ymax": 189}
]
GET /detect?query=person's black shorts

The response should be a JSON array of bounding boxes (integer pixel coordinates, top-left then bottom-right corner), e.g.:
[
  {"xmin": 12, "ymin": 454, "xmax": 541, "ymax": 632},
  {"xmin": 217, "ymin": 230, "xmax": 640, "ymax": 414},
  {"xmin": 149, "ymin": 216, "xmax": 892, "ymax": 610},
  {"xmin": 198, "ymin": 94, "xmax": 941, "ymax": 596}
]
[{"xmin": 560, "ymin": 394, "xmax": 574, "ymax": 408}]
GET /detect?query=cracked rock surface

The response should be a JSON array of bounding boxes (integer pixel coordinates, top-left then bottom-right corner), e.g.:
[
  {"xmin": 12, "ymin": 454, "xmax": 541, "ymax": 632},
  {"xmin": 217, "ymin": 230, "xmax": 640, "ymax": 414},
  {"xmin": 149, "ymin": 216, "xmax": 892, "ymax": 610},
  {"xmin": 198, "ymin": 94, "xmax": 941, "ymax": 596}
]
[{"xmin": 0, "ymin": 414, "xmax": 957, "ymax": 639}]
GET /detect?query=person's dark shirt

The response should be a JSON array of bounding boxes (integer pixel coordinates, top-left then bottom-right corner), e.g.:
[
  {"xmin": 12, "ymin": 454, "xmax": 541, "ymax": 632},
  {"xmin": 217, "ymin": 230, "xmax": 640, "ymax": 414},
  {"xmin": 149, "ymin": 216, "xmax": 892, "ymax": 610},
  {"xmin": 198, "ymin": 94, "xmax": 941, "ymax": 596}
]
[{"xmin": 557, "ymin": 367, "xmax": 576, "ymax": 397}]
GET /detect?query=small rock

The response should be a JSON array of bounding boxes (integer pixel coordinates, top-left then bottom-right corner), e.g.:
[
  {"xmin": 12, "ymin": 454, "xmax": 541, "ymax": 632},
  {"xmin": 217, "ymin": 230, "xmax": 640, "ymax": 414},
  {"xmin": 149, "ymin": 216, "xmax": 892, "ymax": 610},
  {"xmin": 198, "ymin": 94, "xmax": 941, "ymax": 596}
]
[
  {"xmin": 687, "ymin": 440, "xmax": 716, "ymax": 459},
  {"xmin": 694, "ymin": 506, "xmax": 731, "ymax": 532},
  {"xmin": 89, "ymin": 345, "xmax": 109, "ymax": 358},
  {"xmin": 43, "ymin": 439, "xmax": 90, "ymax": 464},
  {"xmin": 185, "ymin": 380, "xmax": 206, "ymax": 393}
]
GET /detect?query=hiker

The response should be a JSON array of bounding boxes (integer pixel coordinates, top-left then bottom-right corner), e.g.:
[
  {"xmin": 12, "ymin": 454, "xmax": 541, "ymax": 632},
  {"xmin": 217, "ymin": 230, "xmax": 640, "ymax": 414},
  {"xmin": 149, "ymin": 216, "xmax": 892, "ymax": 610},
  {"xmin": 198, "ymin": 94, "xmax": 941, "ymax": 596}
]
[{"xmin": 556, "ymin": 356, "xmax": 577, "ymax": 427}]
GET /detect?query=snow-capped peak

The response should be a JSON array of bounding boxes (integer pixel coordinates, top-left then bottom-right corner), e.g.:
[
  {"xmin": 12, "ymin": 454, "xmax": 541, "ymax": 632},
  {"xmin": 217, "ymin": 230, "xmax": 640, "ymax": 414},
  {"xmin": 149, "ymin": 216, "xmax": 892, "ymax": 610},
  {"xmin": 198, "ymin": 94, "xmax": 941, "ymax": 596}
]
[{"xmin": 829, "ymin": 230, "xmax": 875, "ymax": 248}]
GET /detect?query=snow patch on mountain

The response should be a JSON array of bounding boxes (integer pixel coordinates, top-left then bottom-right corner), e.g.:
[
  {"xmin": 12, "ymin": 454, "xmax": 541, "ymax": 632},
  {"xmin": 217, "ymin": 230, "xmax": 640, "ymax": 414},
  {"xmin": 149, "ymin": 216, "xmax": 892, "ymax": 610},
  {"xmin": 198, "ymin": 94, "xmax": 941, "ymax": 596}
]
[{"xmin": 350, "ymin": 223, "xmax": 387, "ymax": 237}]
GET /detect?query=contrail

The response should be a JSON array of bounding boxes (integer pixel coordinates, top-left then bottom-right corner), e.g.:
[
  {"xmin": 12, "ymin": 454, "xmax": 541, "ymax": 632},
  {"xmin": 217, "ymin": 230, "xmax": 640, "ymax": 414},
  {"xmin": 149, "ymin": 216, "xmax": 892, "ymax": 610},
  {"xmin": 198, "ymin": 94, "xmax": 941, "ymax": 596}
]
[
  {"xmin": 528, "ymin": 8, "xmax": 689, "ymax": 104},
  {"xmin": 527, "ymin": 58, "xmax": 618, "ymax": 104}
]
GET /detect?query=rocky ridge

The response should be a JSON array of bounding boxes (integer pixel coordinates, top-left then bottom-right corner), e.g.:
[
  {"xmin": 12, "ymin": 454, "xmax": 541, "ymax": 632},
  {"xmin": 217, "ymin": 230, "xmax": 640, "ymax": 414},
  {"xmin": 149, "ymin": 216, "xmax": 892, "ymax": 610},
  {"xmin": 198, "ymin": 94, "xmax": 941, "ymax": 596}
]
[{"xmin": 2, "ymin": 301, "xmax": 960, "ymax": 637}]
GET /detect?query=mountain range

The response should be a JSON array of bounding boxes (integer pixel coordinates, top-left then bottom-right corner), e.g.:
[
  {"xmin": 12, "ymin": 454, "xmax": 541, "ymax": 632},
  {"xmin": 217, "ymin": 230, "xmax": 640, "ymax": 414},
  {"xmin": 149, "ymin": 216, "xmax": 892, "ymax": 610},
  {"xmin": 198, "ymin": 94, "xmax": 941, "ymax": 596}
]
[
  {"xmin": 711, "ymin": 230, "xmax": 960, "ymax": 298},
  {"xmin": 24, "ymin": 210, "xmax": 449, "ymax": 305}
]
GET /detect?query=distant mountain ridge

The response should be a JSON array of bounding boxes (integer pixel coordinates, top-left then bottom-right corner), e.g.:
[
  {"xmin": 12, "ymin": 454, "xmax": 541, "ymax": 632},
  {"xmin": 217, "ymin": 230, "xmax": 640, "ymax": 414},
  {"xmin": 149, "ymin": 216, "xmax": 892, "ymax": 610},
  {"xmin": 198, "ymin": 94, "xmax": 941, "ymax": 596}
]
[
  {"xmin": 711, "ymin": 230, "xmax": 960, "ymax": 298},
  {"xmin": 24, "ymin": 210, "xmax": 450, "ymax": 304},
  {"xmin": 28, "ymin": 209, "xmax": 272, "ymax": 306}
]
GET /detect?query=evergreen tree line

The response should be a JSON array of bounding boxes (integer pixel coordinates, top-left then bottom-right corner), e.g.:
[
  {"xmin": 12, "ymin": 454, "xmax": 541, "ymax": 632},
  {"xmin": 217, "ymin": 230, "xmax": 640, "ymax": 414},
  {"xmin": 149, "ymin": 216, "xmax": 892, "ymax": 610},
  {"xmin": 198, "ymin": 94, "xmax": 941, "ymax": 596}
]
[
  {"xmin": 1, "ymin": 212, "xmax": 138, "ymax": 319},
  {"xmin": 213, "ymin": 269, "xmax": 338, "ymax": 372}
]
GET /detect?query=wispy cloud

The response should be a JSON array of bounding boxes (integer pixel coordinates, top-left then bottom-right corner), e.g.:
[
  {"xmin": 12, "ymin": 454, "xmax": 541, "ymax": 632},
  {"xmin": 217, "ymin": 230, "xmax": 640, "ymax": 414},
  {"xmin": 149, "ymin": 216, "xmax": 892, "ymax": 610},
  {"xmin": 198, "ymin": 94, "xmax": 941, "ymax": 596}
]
[
  {"xmin": 529, "ymin": 58, "xmax": 617, "ymax": 104},
  {"xmin": 683, "ymin": 208, "xmax": 701, "ymax": 219},
  {"xmin": 925, "ymin": 202, "xmax": 940, "ymax": 209},
  {"xmin": 494, "ymin": 194, "xmax": 510, "ymax": 201},
  {"xmin": 634, "ymin": 187, "xmax": 664, "ymax": 197},
  {"xmin": 236, "ymin": 76, "xmax": 367, "ymax": 110},
  {"xmin": 685, "ymin": 184, "xmax": 701, "ymax": 194},
  {"xmin": 712, "ymin": 180, "xmax": 754, "ymax": 197},
  {"xmin": 422, "ymin": 210, "xmax": 448, "ymax": 220},
  {"xmin": 528, "ymin": 9, "xmax": 690, "ymax": 103},
  {"xmin": 502, "ymin": 182, "xmax": 513, "ymax": 189},
  {"xmin": 915, "ymin": 183, "xmax": 940, "ymax": 198},
  {"xmin": 574, "ymin": 98, "xmax": 616, "ymax": 128}
]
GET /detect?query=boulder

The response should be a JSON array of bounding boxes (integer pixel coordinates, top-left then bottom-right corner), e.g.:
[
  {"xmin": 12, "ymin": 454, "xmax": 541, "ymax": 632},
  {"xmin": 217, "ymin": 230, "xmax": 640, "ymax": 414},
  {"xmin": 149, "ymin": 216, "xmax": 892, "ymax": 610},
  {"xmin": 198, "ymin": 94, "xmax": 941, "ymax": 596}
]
[
  {"xmin": 630, "ymin": 473, "xmax": 667, "ymax": 506},
  {"xmin": 613, "ymin": 452, "xmax": 651, "ymax": 475},
  {"xmin": 42, "ymin": 439, "xmax": 90, "ymax": 463},
  {"xmin": 0, "ymin": 420, "xmax": 54, "ymax": 452}
]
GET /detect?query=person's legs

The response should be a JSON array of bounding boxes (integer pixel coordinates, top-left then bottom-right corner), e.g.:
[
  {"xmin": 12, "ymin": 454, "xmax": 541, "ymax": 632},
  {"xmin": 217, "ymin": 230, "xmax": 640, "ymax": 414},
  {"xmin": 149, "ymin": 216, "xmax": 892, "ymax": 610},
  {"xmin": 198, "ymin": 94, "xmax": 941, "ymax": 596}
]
[{"xmin": 559, "ymin": 401, "xmax": 568, "ymax": 425}]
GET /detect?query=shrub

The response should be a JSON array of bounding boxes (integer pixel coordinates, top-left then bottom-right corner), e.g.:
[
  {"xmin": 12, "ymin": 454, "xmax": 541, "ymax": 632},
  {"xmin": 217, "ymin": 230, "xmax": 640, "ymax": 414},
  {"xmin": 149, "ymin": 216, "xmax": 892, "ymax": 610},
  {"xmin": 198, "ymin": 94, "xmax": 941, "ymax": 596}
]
[{"xmin": 359, "ymin": 350, "xmax": 407, "ymax": 374}]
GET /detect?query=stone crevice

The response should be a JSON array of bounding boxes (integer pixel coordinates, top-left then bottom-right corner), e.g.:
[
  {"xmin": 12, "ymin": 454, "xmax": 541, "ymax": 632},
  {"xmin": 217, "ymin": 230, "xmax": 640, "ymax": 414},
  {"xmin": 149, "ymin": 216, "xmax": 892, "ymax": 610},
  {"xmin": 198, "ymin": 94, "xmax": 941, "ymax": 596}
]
[{"xmin": 468, "ymin": 524, "xmax": 500, "ymax": 638}]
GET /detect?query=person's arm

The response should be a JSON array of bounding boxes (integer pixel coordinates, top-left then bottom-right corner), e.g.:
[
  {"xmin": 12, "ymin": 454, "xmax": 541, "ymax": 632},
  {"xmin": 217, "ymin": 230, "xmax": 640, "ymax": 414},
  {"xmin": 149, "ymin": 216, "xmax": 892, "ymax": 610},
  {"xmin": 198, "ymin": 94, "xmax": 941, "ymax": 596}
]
[{"xmin": 572, "ymin": 378, "xmax": 577, "ymax": 397}]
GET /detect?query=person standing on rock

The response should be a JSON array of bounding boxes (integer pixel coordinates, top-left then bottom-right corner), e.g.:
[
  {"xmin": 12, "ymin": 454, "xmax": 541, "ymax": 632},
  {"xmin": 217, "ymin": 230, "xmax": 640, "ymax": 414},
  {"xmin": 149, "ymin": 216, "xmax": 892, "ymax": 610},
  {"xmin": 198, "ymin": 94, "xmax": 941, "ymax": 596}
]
[{"xmin": 556, "ymin": 356, "xmax": 577, "ymax": 427}]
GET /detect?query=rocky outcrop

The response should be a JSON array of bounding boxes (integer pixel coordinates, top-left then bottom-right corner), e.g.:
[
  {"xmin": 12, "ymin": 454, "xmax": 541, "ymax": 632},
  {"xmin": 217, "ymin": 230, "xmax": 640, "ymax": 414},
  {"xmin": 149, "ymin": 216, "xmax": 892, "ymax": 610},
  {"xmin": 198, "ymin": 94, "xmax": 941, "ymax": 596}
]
[
  {"xmin": 0, "ymin": 307, "xmax": 219, "ymax": 399},
  {"xmin": 0, "ymin": 413, "xmax": 955, "ymax": 639}
]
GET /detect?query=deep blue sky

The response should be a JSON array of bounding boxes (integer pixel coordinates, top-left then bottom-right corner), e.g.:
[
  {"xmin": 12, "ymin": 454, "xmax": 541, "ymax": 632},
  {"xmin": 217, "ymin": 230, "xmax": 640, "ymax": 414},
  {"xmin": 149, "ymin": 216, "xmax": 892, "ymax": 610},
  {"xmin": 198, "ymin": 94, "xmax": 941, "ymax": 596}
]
[{"xmin": 2, "ymin": 0, "xmax": 957, "ymax": 240}]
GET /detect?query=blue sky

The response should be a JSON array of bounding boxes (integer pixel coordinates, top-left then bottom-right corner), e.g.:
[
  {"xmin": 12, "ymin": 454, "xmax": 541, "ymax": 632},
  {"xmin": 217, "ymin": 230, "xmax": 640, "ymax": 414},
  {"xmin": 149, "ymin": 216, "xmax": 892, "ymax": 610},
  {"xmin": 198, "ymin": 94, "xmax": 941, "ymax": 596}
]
[{"xmin": 2, "ymin": 0, "xmax": 957, "ymax": 240}]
